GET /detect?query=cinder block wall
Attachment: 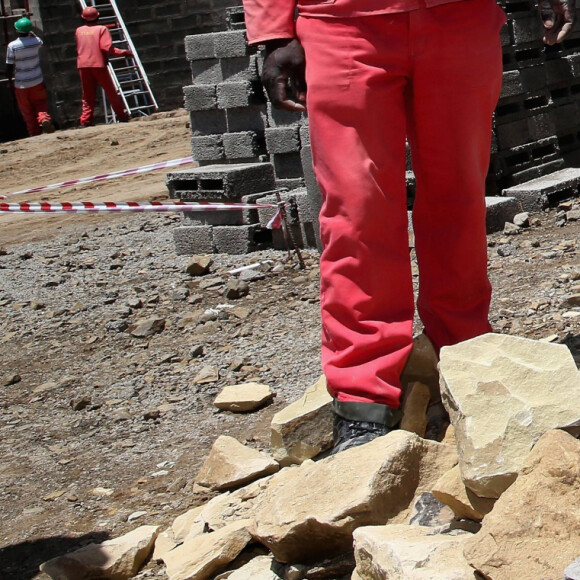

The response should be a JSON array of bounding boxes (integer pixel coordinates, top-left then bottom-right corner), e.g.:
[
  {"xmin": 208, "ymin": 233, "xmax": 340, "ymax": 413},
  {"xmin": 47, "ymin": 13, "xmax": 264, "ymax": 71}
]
[{"xmin": 1, "ymin": 0, "xmax": 242, "ymax": 140}]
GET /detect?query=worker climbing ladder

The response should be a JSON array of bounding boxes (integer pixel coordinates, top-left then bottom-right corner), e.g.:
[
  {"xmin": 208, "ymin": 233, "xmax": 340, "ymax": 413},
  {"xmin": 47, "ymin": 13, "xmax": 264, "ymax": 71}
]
[{"xmin": 77, "ymin": 0, "xmax": 158, "ymax": 122}]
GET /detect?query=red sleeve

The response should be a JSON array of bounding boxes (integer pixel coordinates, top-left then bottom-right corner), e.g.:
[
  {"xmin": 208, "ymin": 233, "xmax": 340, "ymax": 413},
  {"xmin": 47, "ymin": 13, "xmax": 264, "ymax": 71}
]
[
  {"xmin": 98, "ymin": 26, "xmax": 127, "ymax": 56},
  {"xmin": 242, "ymin": 0, "xmax": 297, "ymax": 44}
]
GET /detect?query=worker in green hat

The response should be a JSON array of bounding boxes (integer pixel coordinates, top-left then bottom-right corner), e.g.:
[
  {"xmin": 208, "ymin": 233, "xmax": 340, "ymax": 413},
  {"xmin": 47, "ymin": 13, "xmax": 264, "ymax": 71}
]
[{"xmin": 5, "ymin": 17, "xmax": 55, "ymax": 136}]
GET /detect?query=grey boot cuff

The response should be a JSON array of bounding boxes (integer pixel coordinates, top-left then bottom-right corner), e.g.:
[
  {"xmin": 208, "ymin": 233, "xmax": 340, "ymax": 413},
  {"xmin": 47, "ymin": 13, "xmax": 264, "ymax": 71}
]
[{"xmin": 332, "ymin": 398, "xmax": 402, "ymax": 427}]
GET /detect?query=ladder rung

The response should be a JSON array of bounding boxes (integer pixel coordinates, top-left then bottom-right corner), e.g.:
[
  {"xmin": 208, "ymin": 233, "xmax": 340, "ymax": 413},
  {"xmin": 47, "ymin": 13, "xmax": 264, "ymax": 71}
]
[{"xmin": 128, "ymin": 105, "xmax": 157, "ymax": 112}]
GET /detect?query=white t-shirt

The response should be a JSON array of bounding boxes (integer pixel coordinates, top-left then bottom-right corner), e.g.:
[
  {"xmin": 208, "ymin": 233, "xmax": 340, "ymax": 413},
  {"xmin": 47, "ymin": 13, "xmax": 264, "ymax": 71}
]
[{"xmin": 6, "ymin": 35, "xmax": 44, "ymax": 89}]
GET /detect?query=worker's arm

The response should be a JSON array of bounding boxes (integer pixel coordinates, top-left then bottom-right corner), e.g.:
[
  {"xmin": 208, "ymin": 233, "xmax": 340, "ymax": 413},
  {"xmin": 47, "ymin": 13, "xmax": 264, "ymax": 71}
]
[
  {"xmin": 241, "ymin": 0, "xmax": 305, "ymax": 111},
  {"xmin": 99, "ymin": 26, "xmax": 133, "ymax": 58},
  {"xmin": 540, "ymin": 0, "xmax": 576, "ymax": 44},
  {"xmin": 5, "ymin": 63, "xmax": 14, "ymax": 80}
]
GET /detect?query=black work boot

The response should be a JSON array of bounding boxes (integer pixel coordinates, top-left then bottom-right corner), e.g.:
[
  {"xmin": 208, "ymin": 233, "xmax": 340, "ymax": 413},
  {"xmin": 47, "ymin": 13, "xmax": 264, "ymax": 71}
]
[{"xmin": 331, "ymin": 415, "xmax": 394, "ymax": 455}]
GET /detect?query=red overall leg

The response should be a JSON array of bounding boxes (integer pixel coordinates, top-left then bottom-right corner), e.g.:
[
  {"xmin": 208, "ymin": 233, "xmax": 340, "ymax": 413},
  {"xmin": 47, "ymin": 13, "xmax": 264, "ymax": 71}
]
[
  {"xmin": 408, "ymin": 0, "xmax": 506, "ymax": 352},
  {"xmin": 93, "ymin": 67, "xmax": 129, "ymax": 121},
  {"xmin": 79, "ymin": 68, "xmax": 98, "ymax": 126},
  {"xmin": 297, "ymin": 14, "xmax": 414, "ymax": 409},
  {"xmin": 28, "ymin": 83, "xmax": 52, "ymax": 127},
  {"xmin": 15, "ymin": 87, "xmax": 41, "ymax": 136}
]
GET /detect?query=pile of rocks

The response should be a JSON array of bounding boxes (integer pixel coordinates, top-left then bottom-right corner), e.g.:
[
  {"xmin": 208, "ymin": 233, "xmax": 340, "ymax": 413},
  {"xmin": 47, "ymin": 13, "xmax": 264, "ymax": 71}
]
[{"xmin": 39, "ymin": 332, "xmax": 580, "ymax": 580}]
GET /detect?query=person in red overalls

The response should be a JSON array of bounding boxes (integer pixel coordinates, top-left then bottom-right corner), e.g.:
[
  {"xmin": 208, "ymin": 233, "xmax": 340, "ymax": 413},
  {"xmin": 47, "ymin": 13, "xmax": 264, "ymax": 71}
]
[
  {"xmin": 75, "ymin": 6, "xmax": 133, "ymax": 127},
  {"xmin": 242, "ymin": 0, "xmax": 576, "ymax": 453}
]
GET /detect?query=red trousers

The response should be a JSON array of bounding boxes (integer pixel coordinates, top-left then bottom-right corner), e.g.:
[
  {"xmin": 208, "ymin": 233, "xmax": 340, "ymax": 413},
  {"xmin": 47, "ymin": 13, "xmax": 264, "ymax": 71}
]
[
  {"xmin": 78, "ymin": 67, "xmax": 128, "ymax": 126},
  {"xmin": 297, "ymin": 0, "xmax": 506, "ymax": 409},
  {"xmin": 15, "ymin": 83, "xmax": 52, "ymax": 137}
]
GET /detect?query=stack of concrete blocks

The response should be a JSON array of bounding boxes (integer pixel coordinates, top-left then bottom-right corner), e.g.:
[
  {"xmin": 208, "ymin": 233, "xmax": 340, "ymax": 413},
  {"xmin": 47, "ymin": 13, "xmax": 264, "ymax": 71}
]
[
  {"xmin": 168, "ymin": 162, "xmax": 278, "ymax": 254},
  {"xmin": 168, "ymin": 5, "xmax": 322, "ymax": 254},
  {"xmin": 492, "ymin": 0, "xmax": 580, "ymax": 193}
]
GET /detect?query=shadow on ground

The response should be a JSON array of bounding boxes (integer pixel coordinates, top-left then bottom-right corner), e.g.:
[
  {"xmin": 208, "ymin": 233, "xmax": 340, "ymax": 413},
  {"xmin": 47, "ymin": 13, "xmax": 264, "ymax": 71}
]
[
  {"xmin": 0, "ymin": 532, "xmax": 110, "ymax": 580},
  {"xmin": 562, "ymin": 333, "xmax": 580, "ymax": 368}
]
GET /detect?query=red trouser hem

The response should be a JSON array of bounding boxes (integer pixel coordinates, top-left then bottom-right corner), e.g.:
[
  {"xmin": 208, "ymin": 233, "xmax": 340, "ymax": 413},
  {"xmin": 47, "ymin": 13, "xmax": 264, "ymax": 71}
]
[{"xmin": 15, "ymin": 83, "xmax": 52, "ymax": 136}]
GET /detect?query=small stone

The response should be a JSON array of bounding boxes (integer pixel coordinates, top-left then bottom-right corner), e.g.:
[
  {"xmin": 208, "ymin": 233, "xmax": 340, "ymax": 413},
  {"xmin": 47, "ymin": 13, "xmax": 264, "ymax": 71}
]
[
  {"xmin": 129, "ymin": 317, "xmax": 166, "ymax": 338},
  {"xmin": 224, "ymin": 279, "xmax": 250, "ymax": 300},
  {"xmin": 2, "ymin": 374, "xmax": 21, "ymax": 387},
  {"xmin": 214, "ymin": 382, "xmax": 274, "ymax": 412},
  {"xmin": 71, "ymin": 396, "xmax": 91, "ymax": 411},
  {"xmin": 503, "ymin": 222, "xmax": 521, "ymax": 235},
  {"xmin": 185, "ymin": 255, "xmax": 213, "ymax": 276},
  {"xmin": 189, "ymin": 345, "xmax": 204, "ymax": 358},
  {"xmin": 128, "ymin": 511, "xmax": 148, "ymax": 522},
  {"xmin": 497, "ymin": 244, "xmax": 515, "ymax": 257},
  {"xmin": 194, "ymin": 365, "xmax": 219, "ymax": 384},
  {"xmin": 513, "ymin": 212, "xmax": 530, "ymax": 227},
  {"xmin": 143, "ymin": 409, "xmax": 160, "ymax": 421}
]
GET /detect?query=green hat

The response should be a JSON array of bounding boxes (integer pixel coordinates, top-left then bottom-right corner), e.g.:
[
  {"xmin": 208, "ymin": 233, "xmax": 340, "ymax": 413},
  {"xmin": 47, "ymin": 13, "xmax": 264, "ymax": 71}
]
[{"xmin": 14, "ymin": 17, "xmax": 32, "ymax": 33}]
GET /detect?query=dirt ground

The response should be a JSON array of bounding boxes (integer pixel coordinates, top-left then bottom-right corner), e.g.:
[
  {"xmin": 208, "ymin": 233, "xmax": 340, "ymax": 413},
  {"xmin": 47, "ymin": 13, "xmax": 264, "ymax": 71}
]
[
  {"xmin": 1, "ymin": 110, "xmax": 580, "ymax": 580},
  {"xmin": 0, "ymin": 109, "xmax": 193, "ymax": 247}
]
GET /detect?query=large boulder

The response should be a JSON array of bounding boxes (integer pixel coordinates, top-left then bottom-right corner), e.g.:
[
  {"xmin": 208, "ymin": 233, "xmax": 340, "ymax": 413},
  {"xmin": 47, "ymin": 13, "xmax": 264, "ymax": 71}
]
[
  {"xmin": 252, "ymin": 430, "xmax": 457, "ymax": 562},
  {"xmin": 270, "ymin": 375, "xmax": 333, "ymax": 466},
  {"xmin": 354, "ymin": 524, "xmax": 477, "ymax": 580},
  {"xmin": 464, "ymin": 429, "xmax": 580, "ymax": 580},
  {"xmin": 439, "ymin": 333, "xmax": 580, "ymax": 498}
]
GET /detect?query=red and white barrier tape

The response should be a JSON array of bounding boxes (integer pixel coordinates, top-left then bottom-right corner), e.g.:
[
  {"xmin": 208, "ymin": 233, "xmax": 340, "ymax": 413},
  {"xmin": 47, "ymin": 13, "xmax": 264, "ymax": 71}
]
[
  {"xmin": 0, "ymin": 200, "xmax": 280, "ymax": 214},
  {"xmin": 0, "ymin": 156, "xmax": 195, "ymax": 199}
]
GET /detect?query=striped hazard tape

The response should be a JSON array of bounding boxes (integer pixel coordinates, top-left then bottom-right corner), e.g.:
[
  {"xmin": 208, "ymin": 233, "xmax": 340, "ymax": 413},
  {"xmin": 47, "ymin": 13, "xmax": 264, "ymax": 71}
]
[
  {"xmin": 0, "ymin": 201, "xmax": 280, "ymax": 214},
  {"xmin": 0, "ymin": 156, "xmax": 195, "ymax": 199}
]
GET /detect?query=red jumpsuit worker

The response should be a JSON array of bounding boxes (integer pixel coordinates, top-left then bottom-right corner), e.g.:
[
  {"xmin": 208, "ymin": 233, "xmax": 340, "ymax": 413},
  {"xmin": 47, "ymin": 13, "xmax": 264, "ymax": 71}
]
[
  {"xmin": 242, "ymin": 0, "xmax": 577, "ymax": 453},
  {"xmin": 75, "ymin": 6, "xmax": 133, "ymax": 127}
]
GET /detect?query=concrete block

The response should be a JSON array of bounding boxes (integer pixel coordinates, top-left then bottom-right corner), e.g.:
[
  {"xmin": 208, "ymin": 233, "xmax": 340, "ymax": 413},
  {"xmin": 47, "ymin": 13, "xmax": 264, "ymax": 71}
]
[
  {"xmin": 272, "ymin": 225, "xmax": 304, "ymax": 250},
  {"xmin": 300, "ymin": 145, "xmax": 322, "ymax": 204},
  {"xmin": 185, "ymin": 34, "xmax": 215, "ymax": 61},
  {"xmin": 527, "ymin": 112, "xmax": 557, "ymax": 141},
  {"xmin": 265, "ymin": 126, "xmax": 301, "ymax": 154},
  {"xmin": 189, "ymin": 110, "xmax": 228, "ymax": 136},
  {"xmin": 213, "ymin": 224, "xmax": 270, "ymax": 254},
  {"xmin": 190, "ymin": 58, "xmax": 223, "ymax": 85},
  {"xmin": 300, "ymin": 221, "xmax": 319, "ymax": 250},
  {"xmin": 272, "ymin": 152, "xmax": 304, "ymax": 179},
  {"xmin": 226, "ymin": 106, "xmax": 268, "ymax": 132},
  {"xmin": 275, "ymin": 178, "xmax": 305, "ymax": 191},
  {"xmin": 510, "ymin": 13, "xmax": 541, "ymax": 45},
  {"xmin": 241, "ymin": 192, "xmax": 271, "ymax": 225},
  {"xmin": 565, "ymin": 53, "xmax": 580, "ymax": 77},
  {"xmin": 225, "ymin": 6, "xmax": 246, "ymax": 31},
  {"xmin": 190, "ymin": 135, "xmax": 224, "ymax": 162},
  {"xmin": 166, "ymin": 162, "xmax": 277, "ymax": 202},
  {"xmin": 266, "ymin": 102, "xmax": 304, "ymax": 127},
  {"xmin": 214, "ymin": 31, "xmax": 254, "ymax": 59},
  {"xmin": 508, "ymin": 159, "xmax": 566, "ymax": 187},
  {"xmin": 217, "ymin": 81, "xmax": 266, "ymax": 109},
  {"xmin": 182, "ymin": 205, "xmax": 244, "ymax": 227},
  {"xmin": 545, "ymin": 57, "xmax": 573, "ymax": 86},
  {"xmin": 183, "ymin": 84, "xmax": 217, "ymax": 111},
  {"xmin": 173, "ymin": 225, "xmax": 214, "ymax": 255},
  {"xmin": 185, "ymin": 31, "xmax": 255, "ymax": 61},
  {"xmin": 221, "ymin": 55, "xmax": 259, "ymax": 83},
  {"xmin": 299, "ymin": 123, "xmax": 310, "ymax": 147},
  {"xmin": 222, "ymin": 131, "xmax": 266, "ymax": 159},
  {"xmin": 501, "ymin": 167, "xmax": 580, "ymax": 211},
  {"xmin": 485, "ymin": 196, "xmax": 521, "ymax": 233}
]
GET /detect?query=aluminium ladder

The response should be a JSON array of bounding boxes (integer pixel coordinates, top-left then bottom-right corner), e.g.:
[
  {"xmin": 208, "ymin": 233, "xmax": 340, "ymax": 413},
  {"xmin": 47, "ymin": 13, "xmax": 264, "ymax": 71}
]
[{"xmin": 78, "ymin": 0, "xmax": 158, "ymax": 122}]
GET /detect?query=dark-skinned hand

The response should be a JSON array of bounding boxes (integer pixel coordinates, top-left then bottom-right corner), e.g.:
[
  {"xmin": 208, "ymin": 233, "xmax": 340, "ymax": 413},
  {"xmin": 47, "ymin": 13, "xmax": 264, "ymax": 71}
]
[
  {"xmin": 540, "ymin": 0, "xmax": 576, "ymax": 45},
  {"xmin": 261, "ymin": 38, "xmax": 307, "ymax": 112}
]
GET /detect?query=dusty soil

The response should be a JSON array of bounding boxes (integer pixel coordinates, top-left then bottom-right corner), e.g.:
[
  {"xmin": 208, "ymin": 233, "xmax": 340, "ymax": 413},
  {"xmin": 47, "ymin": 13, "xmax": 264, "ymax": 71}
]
[{"xmin": 1, "ymin": 111, "xmax": 580, "ymax": 580}]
